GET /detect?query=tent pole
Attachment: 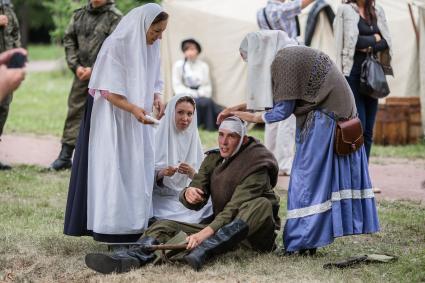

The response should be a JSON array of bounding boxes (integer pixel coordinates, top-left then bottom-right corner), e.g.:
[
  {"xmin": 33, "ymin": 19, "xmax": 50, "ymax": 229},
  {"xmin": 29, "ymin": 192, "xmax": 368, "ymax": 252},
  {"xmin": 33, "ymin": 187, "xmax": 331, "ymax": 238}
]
[{"xmin": 408, "ymin": 3, "xmax": 420, "ymax": 46}]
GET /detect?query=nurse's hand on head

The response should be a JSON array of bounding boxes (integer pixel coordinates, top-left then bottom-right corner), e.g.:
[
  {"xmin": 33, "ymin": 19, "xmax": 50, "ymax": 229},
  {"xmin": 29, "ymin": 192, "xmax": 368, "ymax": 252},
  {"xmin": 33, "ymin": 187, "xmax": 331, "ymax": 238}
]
[
  {"xmin": 131, "ymin": 106, "xmax": 154, "ymax": 125},
  {"xmin": 231, "ymin": 111, "xmax": 264, "ymax": 124},
  {"xmin": 216, "ymin": 103, "xmax": 248, "ymax": 125},
  {"xmin": 153, "ymin": 93, "xmax": 165, "ymax": 119},
  {"xmin": 216, "ymin": 108, "xmax": 233, "ymax": 125}
]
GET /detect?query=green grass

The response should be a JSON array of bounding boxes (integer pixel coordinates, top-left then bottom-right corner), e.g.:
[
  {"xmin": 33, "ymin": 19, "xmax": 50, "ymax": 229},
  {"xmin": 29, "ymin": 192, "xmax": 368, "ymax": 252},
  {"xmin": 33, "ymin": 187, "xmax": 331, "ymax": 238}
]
[
  {"xmin": 27, "ymin": 44, "xmax": 64, "ymax": 61},
  {"xmin": 371, "ymin": 141, "xmax": 425, "ymax": 159},
  {"xmin": 5, "ymin": 71, "xmax": 71, "ymax": 136},
  {"xmin": 0, "ymin": 166, "xmax": 424, "ymax": 282}
]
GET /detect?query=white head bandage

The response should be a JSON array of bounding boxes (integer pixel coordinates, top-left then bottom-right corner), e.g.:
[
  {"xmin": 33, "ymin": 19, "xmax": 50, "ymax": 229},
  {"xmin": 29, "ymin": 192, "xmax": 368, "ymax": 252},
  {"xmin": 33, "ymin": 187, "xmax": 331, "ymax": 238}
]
[{"xmin": 219, "ymin": 117, "xmax": 247, "ymax": 157}]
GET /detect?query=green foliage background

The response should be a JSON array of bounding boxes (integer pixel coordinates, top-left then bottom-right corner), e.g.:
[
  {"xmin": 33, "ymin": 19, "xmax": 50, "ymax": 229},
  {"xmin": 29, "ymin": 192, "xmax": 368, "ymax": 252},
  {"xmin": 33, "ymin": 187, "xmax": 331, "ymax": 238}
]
[{"xmin": 11, "ymin": 0, "xmax": 158, "ymax": 44}]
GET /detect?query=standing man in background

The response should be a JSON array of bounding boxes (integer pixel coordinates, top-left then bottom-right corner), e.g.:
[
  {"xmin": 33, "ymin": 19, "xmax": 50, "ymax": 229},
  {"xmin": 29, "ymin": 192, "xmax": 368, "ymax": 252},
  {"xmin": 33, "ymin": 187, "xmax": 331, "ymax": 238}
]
[
  {"xmin": 257, "ymin": 0, "xmax": 316, "ymax": 38},
  {"xmin": 256, "ymin": 0, "xmax": 315, "ymax": 176},
  {"xmin": 0, "ymin": 0, "xmax": 21, "ymax": 170},
  {"xmin": 50, "ymin": 0, "xmax": 122, "ymax": 171}
]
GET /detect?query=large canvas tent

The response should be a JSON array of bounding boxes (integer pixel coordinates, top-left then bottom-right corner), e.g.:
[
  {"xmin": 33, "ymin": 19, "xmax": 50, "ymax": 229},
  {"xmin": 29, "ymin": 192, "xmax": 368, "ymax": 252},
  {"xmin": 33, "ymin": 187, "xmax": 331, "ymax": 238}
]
[{"xmin": 161, "ymin": 0, "xmax": 425, "ymax": 132}]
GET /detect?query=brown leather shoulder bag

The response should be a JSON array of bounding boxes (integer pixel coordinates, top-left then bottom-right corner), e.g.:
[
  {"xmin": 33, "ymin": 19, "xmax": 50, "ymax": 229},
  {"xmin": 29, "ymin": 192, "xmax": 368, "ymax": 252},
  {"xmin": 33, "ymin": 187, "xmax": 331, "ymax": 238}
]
[{"xmin": 334, "ymin": 117, "xmax": 364, "ymax": 156}]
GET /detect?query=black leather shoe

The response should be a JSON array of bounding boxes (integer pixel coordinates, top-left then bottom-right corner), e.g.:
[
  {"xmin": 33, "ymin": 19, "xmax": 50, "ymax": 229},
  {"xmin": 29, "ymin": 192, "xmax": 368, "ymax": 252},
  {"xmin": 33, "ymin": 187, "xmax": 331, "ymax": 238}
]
[
  {"xmin": 50, "ymin": 143, "xmax": 74, "ymax": 171},
  {"xmin": 184, "ymin": 219, "xmax": 249, "ymax": 271},
  {"xmin": 299, "ymin": 248, "xmax": 317, "ymax": 256},
  {"xmin": 0, "ymin": 161, "xmax": 11, "ymax": 170}
]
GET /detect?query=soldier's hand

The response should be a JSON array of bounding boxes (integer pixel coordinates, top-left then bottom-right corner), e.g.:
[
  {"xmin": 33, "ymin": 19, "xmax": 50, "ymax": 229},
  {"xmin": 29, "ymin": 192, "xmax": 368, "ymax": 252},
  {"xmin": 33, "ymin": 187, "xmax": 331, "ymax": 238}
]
[
  {"xmin": 81, "ymin": 67, "xmax": 92, "ymax": 81},
  {"xmin": 0, "ymin": 15, "xmax": 8, "ymax": 27},
  {"xmin": 185, "ymin": 187, "xmax": 205, "ymax": 204},
  {"xmin": 131, "ymin": 106, "xmax": 154, "ymax": 125},
  {"xmin": 76, "ymin": 66, "xmax": 85, "ymax": 80},
  {"xmin": 186, "ymin": 227, "xmax": 214, "ymax": 250}
]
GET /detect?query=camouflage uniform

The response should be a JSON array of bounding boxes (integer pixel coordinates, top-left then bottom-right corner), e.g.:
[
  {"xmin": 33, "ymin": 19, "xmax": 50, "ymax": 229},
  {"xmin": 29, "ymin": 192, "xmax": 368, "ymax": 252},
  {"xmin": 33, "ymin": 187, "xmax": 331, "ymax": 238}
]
[
  {"xmin": 51, "ymin": 0, "xmax": 121, "ymax": 170},
  {"xmin": 62, "ymin": 0, "xmax": 121, "ymax": 146},
  {"xmin": 0, "ymin": 1, "xmax": 21, "ymax": 138}
]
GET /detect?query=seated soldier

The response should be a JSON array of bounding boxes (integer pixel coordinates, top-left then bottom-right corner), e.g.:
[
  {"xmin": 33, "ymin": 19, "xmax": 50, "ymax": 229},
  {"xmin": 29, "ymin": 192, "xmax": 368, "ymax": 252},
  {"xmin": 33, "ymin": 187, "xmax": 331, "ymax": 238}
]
[{"xmin": 85, "ymin": 117, "xmax": 280, "ymax": 274}]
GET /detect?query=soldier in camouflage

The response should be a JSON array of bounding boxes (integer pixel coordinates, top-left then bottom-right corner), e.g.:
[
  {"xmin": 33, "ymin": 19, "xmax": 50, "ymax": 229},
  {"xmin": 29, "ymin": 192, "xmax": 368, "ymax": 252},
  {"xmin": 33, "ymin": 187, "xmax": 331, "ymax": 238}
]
[
  {"xmin": 50, "ymin": 0, "xmax": 122, "ymax": 170},
  {"xmin": 0, "ymin": 0, "xmax": 21, "ymax": 170}
]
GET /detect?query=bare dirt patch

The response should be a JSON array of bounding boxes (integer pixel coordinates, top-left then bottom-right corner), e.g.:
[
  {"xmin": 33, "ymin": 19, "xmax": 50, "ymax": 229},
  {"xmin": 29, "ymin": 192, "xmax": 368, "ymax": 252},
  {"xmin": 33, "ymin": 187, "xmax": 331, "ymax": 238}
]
[{"xmin": 1, "ymin": 133, "xmax": 425, "ymax": 202}]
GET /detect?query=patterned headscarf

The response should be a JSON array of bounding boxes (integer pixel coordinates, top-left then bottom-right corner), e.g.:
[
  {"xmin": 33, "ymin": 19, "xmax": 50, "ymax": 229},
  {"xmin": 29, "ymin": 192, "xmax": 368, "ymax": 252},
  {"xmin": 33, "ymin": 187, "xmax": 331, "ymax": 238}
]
[{"xmin": 271, "ymin": 45, "xmax": 333, "ymax": 103}]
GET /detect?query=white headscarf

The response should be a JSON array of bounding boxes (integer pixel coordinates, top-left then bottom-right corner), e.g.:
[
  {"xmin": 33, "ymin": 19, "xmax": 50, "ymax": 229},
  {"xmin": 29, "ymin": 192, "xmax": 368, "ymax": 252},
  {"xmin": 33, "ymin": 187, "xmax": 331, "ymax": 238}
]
[
  {"xmin": 240, "ymin": 30, "xmax": 298, "ymax": 111},
  {"xmin": 155, "ymin": 95, "xmax": 204, "ymax": 191},
  {"xmin": 219, "ymin": 116, "xmax": 247, "ymax": 157},
  {"xmin": 88, "ymin": 3, "xmax": 163, "ymax": 110}
]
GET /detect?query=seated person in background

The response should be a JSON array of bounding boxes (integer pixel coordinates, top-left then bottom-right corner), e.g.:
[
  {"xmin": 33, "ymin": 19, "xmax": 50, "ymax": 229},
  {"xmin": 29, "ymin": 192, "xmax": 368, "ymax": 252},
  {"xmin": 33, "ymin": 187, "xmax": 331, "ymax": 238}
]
[
  {"xmin": 152, "ymin": 94, "xmax": 213, "ymax": 224},
  {"xmin": 85, "ymin": 117, "xmax": 281, "ymax": 274},
  {"xmin": 172, "ymin": 38, "xmax": 222, "ymax": 131}
]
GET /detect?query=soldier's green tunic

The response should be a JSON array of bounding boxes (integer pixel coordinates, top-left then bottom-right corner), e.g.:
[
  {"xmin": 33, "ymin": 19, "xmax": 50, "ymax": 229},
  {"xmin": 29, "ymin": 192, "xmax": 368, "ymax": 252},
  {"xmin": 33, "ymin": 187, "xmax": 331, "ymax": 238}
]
[
  {"xmin": 61, "ymin": 1, "xmax": 121, "ymax": 146},
  {"xmin": 145, "ymin": 137, "xmax": 281, "ymax": 253},
  {"xmin": 0, "ymin": 2, "xmax": 21, "ymax": 137}
]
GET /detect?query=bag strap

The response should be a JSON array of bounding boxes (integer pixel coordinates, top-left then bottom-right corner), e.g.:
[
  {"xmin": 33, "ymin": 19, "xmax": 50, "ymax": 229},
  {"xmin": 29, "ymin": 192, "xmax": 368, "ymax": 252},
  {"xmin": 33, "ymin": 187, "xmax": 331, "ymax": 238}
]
[{"xmin": 263, "ymin": 8, "xmax": 273, "ymax": 29}]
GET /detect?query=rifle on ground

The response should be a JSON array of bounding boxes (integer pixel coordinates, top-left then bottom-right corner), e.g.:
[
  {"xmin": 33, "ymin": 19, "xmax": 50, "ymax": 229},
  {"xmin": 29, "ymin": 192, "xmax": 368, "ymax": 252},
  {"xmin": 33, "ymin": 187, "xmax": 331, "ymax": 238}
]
[{"xmin": 104, "ymin": 242, "xmax": 188, "ymax": 251}]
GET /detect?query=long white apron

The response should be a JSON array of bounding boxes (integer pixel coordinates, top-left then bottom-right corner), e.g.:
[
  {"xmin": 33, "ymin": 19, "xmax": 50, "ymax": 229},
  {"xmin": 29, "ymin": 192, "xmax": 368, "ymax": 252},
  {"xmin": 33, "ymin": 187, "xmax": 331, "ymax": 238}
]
[
  {"xmin": 265, "ymin": 114, "xmax": 296, "ymax": 175},
  {"xmin": 87, "ymin": 94, "xmax": 155, "ymax": 235}
]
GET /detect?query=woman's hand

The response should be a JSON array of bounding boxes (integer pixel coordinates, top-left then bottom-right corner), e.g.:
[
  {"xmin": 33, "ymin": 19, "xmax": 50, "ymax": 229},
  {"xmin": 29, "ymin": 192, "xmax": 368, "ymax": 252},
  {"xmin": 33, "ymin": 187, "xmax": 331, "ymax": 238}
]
[
  {"xmin": 374, "ymin": 33, "xmax": 382, "ymax": 43},
  {"xmin": 158, "ymin": 166, "xmax": 178, "ymax": 179},
  {"xmin": 186, "ymin": 227, "xmax": 215, "ymax": 250},
  {"xmin": 131, "ymin": 106, "xmax": 154, "ymax": 125},
  {"xmin": 184, "ymin": 187, "xmax": 205, "ymax": 205},
  {"xmin": 153, "ymin": 93, "xmax": 165, "ymax": 119},
  {"xmin": 177, "ymin": 162, "xmax": 195, "ymax": 179},
  {"xmin": 231, "ymin": 111, "xmax": 264, "ymax": 123},
  {"xmin": 216, "ymin": 108, "xmax": 233, "ymax": 125},
  {"xmin": 216, "ymin": 103, "xmax": 247, "ymax": 125}
]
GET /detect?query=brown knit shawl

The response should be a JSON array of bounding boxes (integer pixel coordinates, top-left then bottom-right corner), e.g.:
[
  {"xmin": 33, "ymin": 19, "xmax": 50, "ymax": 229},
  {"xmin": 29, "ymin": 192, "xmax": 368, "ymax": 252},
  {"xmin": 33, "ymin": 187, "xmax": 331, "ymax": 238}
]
[
  {"xmin": 271, "ymin": 46, "xmax": 357, "ymax": 129},
  {"xmin": 209, "ymin": 138, "xmax": 278, "ymax": 216}
]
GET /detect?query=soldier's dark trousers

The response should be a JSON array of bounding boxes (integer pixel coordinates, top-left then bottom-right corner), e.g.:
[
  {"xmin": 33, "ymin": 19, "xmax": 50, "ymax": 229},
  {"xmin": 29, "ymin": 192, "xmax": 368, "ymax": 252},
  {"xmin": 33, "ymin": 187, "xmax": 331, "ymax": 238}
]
[
  {"xmin": 0, "ymin": 93, "xmax": 12, "ymax": 137},
  {"xmin": 61, "ymin": 77, "xmax": 89, "ymax": 146},
  {"xmin": 145, "ymin": 197, "xmax": 277, "ymax": 252}
]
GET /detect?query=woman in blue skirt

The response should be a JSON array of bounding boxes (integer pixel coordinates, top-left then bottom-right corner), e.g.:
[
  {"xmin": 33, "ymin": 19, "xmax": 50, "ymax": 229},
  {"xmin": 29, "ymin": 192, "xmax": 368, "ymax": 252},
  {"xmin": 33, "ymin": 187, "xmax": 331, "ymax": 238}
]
[{"xmin": 220, "ymin": 45, "xmax": 379, "ymax": 254}]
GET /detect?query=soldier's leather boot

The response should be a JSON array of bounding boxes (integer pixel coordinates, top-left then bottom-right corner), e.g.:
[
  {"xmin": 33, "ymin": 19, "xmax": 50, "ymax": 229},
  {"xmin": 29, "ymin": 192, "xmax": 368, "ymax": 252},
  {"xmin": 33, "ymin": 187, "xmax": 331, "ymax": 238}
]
[
  {"xmin": 50, "ymin": 143, "xmax": 74, "ymax": 171},
  {"xmin": 85, "ymin": 237, "xmax": 159, "ymax": 274},
  {"xmin": 184, "ymin": 219, "xmax": 249, "ymax": 271}
]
